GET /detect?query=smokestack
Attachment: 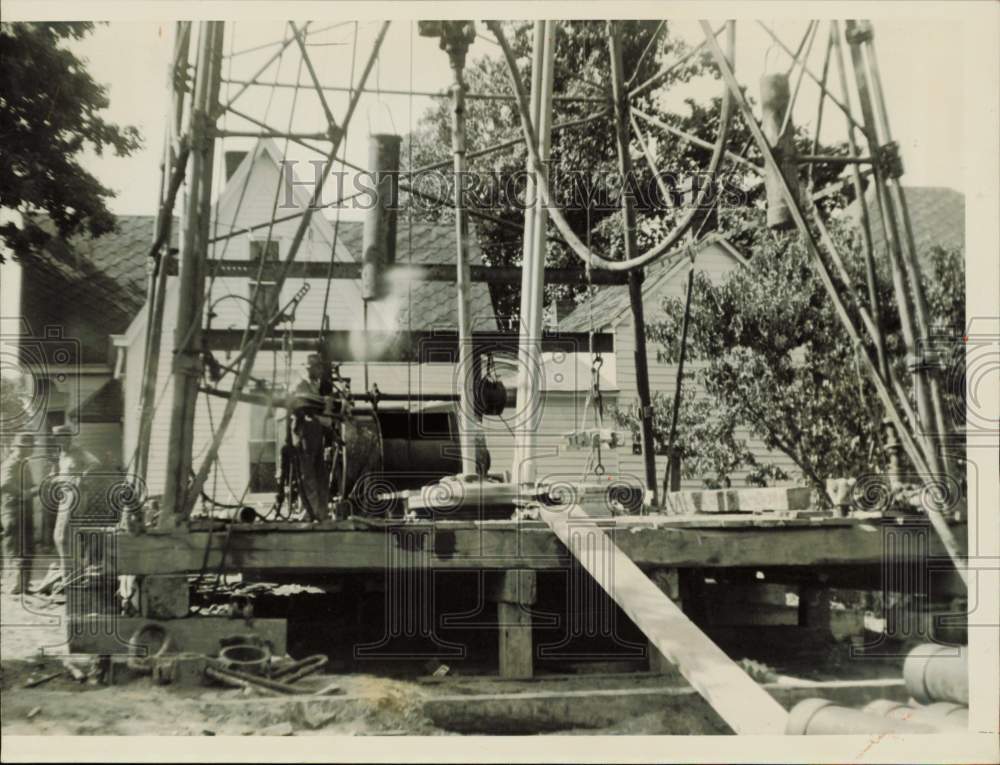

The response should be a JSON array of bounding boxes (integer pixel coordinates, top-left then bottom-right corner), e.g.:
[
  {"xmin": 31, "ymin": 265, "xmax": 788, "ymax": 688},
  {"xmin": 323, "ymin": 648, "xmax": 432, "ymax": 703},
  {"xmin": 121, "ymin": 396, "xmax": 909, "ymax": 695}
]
[
  {"xmin": 760, "ymin": 73, "xmax": 802, "ymax": 230},
  {"xmin": 361, "ymin": 134, "xmax": 402, "ymax": 301}
]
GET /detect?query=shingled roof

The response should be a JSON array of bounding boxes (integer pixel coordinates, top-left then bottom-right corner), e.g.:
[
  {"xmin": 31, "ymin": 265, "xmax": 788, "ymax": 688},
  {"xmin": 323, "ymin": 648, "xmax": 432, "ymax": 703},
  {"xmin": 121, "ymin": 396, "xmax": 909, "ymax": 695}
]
[
  {"xmin": 329, "ymin": 219, "xmax": 499, "ymax": 331},
  {"xmin": 845, "ymin": 185, "xmax": 964, "ymax": 261},
  {"xmin": 23, "ymin": 213, "xmax": 174, "ymax": 337},
  {"xmin": 558, "ymin": 234, "xmax": 746, "ymax": 332}
]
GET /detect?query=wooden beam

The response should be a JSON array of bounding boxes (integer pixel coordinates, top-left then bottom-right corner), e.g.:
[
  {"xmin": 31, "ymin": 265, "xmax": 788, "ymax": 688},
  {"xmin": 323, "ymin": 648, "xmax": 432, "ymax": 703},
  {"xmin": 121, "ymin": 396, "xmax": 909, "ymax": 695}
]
[
  {"xmin": 111, "ymin": 516, "xmax": 965, "ymax": 582},
  {"xmin": 201, "ymin": 328, "xmax": 614, "ymax": 359},
  {"xmin": 537, "ymin": 503, "xmax": 788, "ymax": 734},
  {"xmin": 192, "ymin": 259, "xmax": 631, "ymax": 285},
  {"xmin": 664, "ymin": 487, "xmax": 813, "ymax": 515},
  {"xmin": 498, "ymin": 602, "xmax": 534, "ymax": 680}
]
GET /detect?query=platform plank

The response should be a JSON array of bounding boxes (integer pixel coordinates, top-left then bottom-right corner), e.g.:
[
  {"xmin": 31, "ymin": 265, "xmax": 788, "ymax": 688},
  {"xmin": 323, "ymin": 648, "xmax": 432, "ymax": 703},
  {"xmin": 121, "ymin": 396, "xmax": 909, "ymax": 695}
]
[
  {"xmin": 664, "ymin": 487, "xmax": 813, "ymax": 515},
  {"xmin": 110, "ymin": 518, "xmax": 965, "ymax": 576},
  {"xmin": 538, "ymin": 504, "xmax": 789, "ymax": 735}
]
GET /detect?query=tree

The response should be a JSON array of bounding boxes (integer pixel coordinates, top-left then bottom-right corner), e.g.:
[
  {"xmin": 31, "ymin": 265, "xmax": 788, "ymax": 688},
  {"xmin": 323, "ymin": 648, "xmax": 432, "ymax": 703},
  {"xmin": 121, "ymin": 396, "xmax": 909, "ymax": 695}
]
[
  {"xmin": 614, "ymin": 205, "xmax": 965, "ymax": 495},
  {"xmin": 403, "ymin": 22, "xmax": 759, "ymax": 324},
  {"xmin": 404, "ymin": 22, "xmax": 848, "ymax": 326},
  {"xmin": 0, "ymin": 22, "xmax": 141, "ymax": 262}
]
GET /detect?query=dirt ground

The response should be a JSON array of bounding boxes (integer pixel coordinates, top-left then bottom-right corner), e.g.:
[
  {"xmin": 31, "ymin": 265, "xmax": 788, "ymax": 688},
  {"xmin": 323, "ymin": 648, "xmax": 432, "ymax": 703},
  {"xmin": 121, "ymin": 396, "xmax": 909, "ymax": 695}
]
[
  {"xmin": 1, "ymin": 563, "xmax": 907, "ymax": 737},
  {"xmin": 0, "ymin": 564, "xmax": 701, "ymax": 737}
]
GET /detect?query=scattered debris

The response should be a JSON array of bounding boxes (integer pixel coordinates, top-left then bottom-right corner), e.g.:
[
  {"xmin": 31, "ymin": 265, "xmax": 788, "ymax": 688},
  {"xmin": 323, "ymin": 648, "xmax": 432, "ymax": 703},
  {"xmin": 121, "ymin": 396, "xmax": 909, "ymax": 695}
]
[
  {"xmin": 63, "ymin": 661, "xmax": 88, "ymax": 683},
  {"xmin": 26, "ymin": 707, "xmax": 41, "ymax": 720},
  {"xmin": 313, "ymin": 682, "xmax": 343, "ymax": 697},
  {"xmin": 22, "ymin": 670, "xmax": 62, "ymax": 688}
]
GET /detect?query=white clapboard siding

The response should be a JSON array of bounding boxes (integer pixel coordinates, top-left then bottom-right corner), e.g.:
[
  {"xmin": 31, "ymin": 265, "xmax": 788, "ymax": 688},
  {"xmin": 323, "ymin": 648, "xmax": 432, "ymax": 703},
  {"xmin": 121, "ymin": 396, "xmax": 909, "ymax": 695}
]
[{"xmin": 608, "ymin": 241, "xmax": 799, "ymax": 490}]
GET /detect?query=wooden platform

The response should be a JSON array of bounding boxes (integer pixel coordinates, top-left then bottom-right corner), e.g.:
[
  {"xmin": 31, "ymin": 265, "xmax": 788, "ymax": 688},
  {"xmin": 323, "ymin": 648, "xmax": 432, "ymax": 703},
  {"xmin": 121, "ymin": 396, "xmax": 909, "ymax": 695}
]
[{"xmin": 107, "ymin": 513, "xmax": 966, "ymax": 590}]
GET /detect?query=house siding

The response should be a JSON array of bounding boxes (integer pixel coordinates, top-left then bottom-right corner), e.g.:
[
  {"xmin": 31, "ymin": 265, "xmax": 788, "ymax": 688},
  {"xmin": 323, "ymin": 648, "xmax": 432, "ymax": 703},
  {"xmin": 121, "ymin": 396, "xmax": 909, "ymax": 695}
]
[
  {"xmin": 125, "ymin": 143, "xmax": 497, "ymax": 503},
  {"xmin": 595, "ymin": 241, "xmax": 798, "ymax": 490}
]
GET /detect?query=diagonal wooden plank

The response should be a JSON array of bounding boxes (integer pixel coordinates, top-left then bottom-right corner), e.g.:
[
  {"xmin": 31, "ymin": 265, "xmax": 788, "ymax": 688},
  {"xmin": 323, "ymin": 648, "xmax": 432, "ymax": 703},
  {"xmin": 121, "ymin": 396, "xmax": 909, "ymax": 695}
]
[{"xmin": 538, "ymin": 504, "xmax": 789, "ymax": 734}]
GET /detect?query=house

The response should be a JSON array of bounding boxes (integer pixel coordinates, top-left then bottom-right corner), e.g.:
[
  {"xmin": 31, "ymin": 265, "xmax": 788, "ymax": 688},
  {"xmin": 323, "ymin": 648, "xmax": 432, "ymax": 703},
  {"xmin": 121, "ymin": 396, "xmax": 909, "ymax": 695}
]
[
  {"xmin": 557, "ymin": 234, "xmax": 798, "ymax": 490},
  {"xmin": 5, "ymin": 213, "xmax": 166, "ymax": 464},
  {"xmin": 120, "ymin": 139, "xmax": 607, "ymax": 506},
  {"xmin": 557, "ymin": 185, "xmax": 967, "ymax": 492}
]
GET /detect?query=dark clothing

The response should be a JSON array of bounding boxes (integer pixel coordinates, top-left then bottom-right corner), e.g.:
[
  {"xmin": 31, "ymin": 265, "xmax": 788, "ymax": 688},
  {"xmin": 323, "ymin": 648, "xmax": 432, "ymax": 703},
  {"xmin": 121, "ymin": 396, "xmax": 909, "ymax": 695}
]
[
  {"xmin": 1, "ymin": 456, "xmax": 35, "ymax": 574},
  {"xmin": 291, "ymin": 377, "xmax": 332, "ymax": 518}
]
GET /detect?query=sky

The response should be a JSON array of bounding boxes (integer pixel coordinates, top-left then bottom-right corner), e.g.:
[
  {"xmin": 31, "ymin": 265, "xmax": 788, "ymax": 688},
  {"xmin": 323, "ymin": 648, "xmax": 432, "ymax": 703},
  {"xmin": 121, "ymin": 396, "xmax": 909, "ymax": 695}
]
[{"xmin": 66, "ymin": 18, "xmax": 966, "ymax": 218}]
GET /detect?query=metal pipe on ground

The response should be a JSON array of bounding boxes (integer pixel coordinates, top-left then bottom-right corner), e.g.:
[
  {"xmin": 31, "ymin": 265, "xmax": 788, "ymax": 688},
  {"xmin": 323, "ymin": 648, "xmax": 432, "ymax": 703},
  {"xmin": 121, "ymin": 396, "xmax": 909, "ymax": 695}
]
[
  {"xmin": 786, "ymin": 698, "xmax": 935, "ymax": 734},
  {"xmin": 864, "ymin": 699, "xmax": 968, "ymax": 731},
  {"xmin": 903, "ymin": 643, "xmax": 968, "ymax": 705}
]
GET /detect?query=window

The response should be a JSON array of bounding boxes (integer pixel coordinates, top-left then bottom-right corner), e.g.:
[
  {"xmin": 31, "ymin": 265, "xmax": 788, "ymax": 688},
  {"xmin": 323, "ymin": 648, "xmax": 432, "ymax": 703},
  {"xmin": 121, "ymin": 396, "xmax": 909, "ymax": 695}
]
[
  {"xmin": 248, "ymin": 239, "xmax": 280, "ymax": 326},
  {"xmin": 248, "ymin": 404, "xmax": 278, "ymax": 494},
  {"xmin": 249, "ymin": 281, "xmax": 280, "ymax": 326},
  {"xmin": 250, "ymin": 239, "xmax": 280, "ymax": 265}
]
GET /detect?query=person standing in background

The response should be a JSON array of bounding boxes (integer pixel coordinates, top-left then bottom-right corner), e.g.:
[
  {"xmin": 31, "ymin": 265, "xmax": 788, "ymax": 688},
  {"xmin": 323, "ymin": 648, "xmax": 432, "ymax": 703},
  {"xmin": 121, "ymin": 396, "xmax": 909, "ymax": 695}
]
[
  {"xmin": 1, "ymin": 433, "xmax": 37, "ymax": 594},
  {"xmin": 50, "ymin": 424, "xmax": 100, "ymax": 586}
]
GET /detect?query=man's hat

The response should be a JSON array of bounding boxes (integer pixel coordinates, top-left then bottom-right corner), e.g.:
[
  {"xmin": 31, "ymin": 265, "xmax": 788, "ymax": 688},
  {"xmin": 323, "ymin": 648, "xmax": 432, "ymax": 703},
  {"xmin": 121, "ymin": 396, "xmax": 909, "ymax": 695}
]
[
  {"xmin": 11, "ymin": 433, "xmax": 34, "ymax": 448},
  {"xmin": 52, "ymin": 424, "xmax": 75, "ymax": 437},
  {"xmin": 306, "ymin": 353, "xmax": 323, "ymax": 366}
]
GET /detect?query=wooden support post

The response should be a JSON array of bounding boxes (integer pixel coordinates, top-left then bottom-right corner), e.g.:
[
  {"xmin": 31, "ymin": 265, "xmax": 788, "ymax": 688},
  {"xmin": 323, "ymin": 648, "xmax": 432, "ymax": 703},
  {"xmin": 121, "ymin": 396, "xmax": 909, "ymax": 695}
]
[
  {"xmin": 136, "ymin": 22, "xmax": 190, "ymax": 481},
  {"xmin": 421, "ymin": 21, "xmax": 483, "ymax": 476},
  {"xmin": 798, "ymin": 584, "xmax": 833, "ymax": 631},
  {"xmin": 161, "ymin": 21, "xmax": 224, "ymax": 525},
  {"xmin": 849, "ymin": 21, "xmax": 953, "ymax": 468},
  {"xmin": 489, "ymin": 570, "xmax": 537, "ymax": 679},
  {"xmin": 609, "ymin": 24, "xmax": 657, "ymax": 505},
  {"xmin": 843, "ymin": 21, "xmax": 941, "ymax": 474}
]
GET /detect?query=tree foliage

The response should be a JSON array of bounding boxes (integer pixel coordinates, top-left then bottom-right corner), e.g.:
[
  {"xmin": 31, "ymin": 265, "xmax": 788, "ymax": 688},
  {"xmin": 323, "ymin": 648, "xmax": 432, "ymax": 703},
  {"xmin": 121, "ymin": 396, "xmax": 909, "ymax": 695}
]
[
  {"xmin": 405, "ymin": 22, "xmax": 961, "ymax": 494},
  {"xmin": 615, "ymin": 208, "xmax": 965, "ymax": 493},
  {"xmin": 0, "ymin": 22, "xmax": 141, "ymax": 262},
  {"xmin": 405, "ymin": 22, "xmax": 752, "ymax": 324}
]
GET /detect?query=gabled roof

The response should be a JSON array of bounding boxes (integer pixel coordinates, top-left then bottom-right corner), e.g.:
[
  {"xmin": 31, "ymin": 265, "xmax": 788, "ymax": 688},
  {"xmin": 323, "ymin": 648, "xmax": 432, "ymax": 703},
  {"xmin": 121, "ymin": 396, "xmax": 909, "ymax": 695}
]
[
  {"xmin": 843, "ymin": 185, "xmax": 964, "ymax": 261},
  {"xmin": 558, "ymin": 234, "xmax": 747, "ymax": 332},
  {"xmin": 220, "ymin": 139, "xmax": 498, "ymax": 332}
]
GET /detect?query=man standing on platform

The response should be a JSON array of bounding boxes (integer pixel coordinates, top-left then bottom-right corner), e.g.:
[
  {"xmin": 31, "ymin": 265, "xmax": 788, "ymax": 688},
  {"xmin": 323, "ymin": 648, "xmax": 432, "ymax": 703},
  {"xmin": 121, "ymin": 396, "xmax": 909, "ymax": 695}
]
[
  {"xmin": 289, "ymin": 354, "xmax": 334, "ymax": 519},
  {"xmin": 1, "ymin": 433, "xmax": 37, "ymax": 594}
]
